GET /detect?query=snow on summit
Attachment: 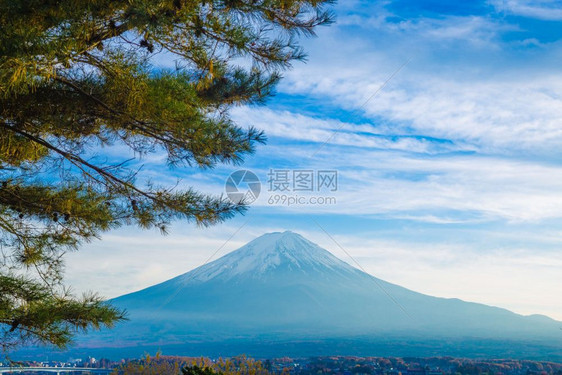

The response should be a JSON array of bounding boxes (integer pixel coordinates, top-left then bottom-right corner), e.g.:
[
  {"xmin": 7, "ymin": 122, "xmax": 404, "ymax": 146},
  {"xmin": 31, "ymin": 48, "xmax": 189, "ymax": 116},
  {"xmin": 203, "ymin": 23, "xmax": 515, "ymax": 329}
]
[{"xmin": 179, "ymin": 231, "xmax": 358, "ymax": 283}]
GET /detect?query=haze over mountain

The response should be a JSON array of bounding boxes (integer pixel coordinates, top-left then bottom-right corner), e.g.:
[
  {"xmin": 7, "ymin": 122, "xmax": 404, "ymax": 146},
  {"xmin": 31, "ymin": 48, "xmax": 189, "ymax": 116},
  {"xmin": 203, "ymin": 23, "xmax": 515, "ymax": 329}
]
[{"xmin": 79, "ymin": 231, "xmax": 562, "ymax": 358}]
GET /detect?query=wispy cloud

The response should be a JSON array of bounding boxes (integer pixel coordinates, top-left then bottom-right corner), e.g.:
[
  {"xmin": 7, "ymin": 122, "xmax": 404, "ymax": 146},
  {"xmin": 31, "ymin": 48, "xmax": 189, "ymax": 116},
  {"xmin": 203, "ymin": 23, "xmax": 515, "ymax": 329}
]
[{"xmin": 491, "ymin": 0, "xmax": 562, "ymax": 20}]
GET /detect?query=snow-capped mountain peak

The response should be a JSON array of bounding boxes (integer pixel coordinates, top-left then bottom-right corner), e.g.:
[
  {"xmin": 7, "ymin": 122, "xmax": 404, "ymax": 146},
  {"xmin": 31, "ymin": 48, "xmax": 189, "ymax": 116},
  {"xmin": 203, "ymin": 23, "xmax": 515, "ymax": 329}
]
[
  {"xmin": 108, "ymin": 230, "xmax": 562, "ymax": 358},
  {"xmin": 179, "ymin": 231, "xmax": 358, "ymax": 283}
]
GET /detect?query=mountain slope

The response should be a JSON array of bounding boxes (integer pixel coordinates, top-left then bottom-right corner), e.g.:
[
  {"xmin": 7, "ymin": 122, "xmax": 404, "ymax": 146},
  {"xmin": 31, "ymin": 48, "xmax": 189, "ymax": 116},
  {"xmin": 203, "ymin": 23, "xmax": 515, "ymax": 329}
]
[{"xmin": 85, "ymin": 231, "xmax": 562, "ymax": 354}]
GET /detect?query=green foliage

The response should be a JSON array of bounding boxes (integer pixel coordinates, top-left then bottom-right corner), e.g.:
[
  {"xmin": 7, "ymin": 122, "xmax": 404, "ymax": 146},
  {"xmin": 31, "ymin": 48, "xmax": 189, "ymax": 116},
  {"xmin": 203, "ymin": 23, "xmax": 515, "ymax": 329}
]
[
  {"xmin": 210, "ymin": 355, "xmax": 280, "ymax": 375},
  {"xmin": 113, "ymin": 353, "xmax": 183, "ymax": 375},
  {"xmin": 112, "ymin": 354, "xmax": 278, "ymax": 375},
  {"xmin": 0, "ymin": 273, "xmax": 123, "ymax": 349},
  {"xmin": 182, "ymin": 365, "xmax": 221, "ymax": 375},
  {"xmin": 0, "ymin": 0, "xmax": 333, "ymax": 350}
]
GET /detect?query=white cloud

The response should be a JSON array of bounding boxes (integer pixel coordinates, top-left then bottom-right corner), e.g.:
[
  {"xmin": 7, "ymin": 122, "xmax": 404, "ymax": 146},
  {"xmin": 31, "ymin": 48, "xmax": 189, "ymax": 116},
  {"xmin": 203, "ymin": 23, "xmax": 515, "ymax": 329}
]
[
  {"xmin": 273, "ymin": 4, "xmax": 562, "ymax": 156},
  {"xmin": 280, "ymin": 59, "xmax": 562, "ymax": 155},
  {"xmin": 227, "ymin": 106, "xmax": 562, "ymax": 222},
  {"xmin": 491, "ymin": 0, "xmax": 562, "ymax": 20},
  {"xmin": 342, "ymin": 14, "xmax": 505, "ymax": 47},
  {"xmin": 231, "ymin": 107, "xmax": 471, "ymax": 154}
]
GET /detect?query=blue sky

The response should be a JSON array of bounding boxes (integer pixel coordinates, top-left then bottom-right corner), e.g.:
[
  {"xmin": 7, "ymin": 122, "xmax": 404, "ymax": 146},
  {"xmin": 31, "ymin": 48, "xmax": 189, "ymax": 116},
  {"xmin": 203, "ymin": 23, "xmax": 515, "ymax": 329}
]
[{"xmin": 67, "ymin": 0, "xmax": 562, "ymax": 321}]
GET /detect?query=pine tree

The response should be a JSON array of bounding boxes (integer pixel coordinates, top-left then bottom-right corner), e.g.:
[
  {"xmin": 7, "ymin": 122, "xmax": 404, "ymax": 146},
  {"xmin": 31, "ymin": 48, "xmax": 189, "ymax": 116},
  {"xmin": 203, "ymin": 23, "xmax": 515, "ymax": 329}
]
[{"xmin": 0, "ymin": 0, "xmax": 333, "ymax": 350}]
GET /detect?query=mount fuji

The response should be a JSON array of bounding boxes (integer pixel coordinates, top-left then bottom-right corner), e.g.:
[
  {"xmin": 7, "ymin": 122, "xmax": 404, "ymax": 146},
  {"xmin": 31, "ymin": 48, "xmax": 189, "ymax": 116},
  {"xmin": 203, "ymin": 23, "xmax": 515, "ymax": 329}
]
[{"xmin": 77, "ymin": 231, "xmax": 562, "ymax": 359}]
